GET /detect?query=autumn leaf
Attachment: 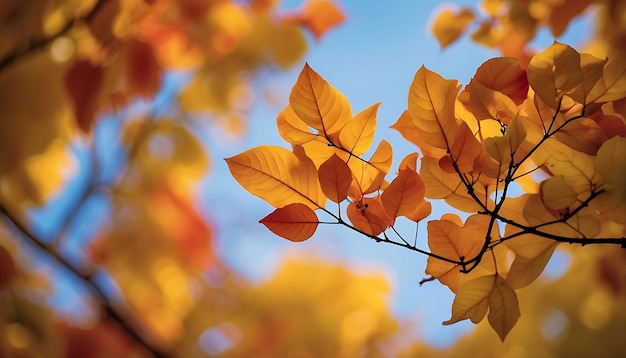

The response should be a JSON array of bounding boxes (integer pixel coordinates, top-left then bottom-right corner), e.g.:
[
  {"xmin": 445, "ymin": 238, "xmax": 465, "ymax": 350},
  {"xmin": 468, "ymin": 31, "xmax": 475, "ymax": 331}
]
[
  {"xmin": 65, "ymin": 60, "xmax": 103, "ymax": 133},
  {"xmin": 444, "ymin": 275, "xmax": 494, "ymax": 325},
  {"xmin": 471, "ymin": 57, "xmax": 529, "ymax": 105},
  {"xmin": 390, "ymin": 110, "xmax": 447, "ymax": 158},
  {"xmin": 289, "ymin": 0, "xmax": 346, "ymax": 40},
  {"xmin": 277, "ymin": 104, "xmax": 318, "ymax": 145},
  {"xmin": 488, "ymin": 277, "xmax": 520, "ymax": 341},
  {"xmin": 225, "ymin": 145, "xmax": 325, "ymax": 209},
  {"xmin": 431, "ymin": 7, "xmax": 475, "ymax": 49},
  {"xmin": 318, "ymin": 154, "xmax": 352, "ymax": 203},
  {"xmin": 381, "ymin": 168, "xmax": 427, "ymax": 221},
  {"xmin": 338, "ymin": 103, "xmax": 380, "ymax": 156},
  {"xmin": 289, "ymin": 63, "xmax": 352, "ymax": 137},
  {"xmin": 408, "ymin": 66, "xmax": 460, "ymax": 150},
  {"xmin": 260, "ymin": 203, "xmax": 319, "ymax": 242},
  {"xmin": 527, "ymin": 42, "xmax": 584, "ymax": 108},
  {"xmin": 346, "ymin": 195, "xmax": 390, "ymax": 236}
]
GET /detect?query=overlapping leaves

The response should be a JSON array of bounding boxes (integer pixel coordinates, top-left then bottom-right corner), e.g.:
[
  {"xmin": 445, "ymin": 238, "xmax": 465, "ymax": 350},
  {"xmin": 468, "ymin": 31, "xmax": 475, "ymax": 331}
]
[{"xmin": 229, "ymin": 42, "xmax": 626, "ymax": 341}]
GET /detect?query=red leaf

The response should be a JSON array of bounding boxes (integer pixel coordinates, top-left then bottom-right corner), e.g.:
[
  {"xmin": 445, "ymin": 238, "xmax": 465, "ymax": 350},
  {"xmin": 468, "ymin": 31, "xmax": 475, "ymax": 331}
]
[
  {"xmin": 260, "ymin": 203, "xmax": 319, "ymax": 242},
  {"xmin": 65, "ymin": 60, "xmax": 103, "ymax": 133}
]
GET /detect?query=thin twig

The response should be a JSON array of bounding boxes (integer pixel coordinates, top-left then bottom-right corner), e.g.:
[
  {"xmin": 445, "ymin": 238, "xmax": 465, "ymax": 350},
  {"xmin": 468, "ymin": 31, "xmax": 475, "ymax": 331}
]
[{"xmin": 0, "ymin": 203, "xmax": 166, "ymax": 358}]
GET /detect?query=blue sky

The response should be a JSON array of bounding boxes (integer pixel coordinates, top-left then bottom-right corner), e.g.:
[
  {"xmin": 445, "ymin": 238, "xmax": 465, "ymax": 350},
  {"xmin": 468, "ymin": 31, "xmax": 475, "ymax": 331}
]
[
  {"xmin": 27, "ymin": 0, "xmax": 593, "ymax": 350},
  {"xmin": 201, "ymin": 0, "xmax": 594, "ymax": 347}
]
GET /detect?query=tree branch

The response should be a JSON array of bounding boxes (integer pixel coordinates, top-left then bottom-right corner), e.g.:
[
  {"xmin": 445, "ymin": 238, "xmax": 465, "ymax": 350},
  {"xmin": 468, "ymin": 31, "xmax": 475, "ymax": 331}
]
[
  {"xmin": 0, "ymin": 0, "xmax": 110, "ymax": 72},
  {"xmin": 0, "ymin": 203, "xmax": 166, "ymax": 358}
]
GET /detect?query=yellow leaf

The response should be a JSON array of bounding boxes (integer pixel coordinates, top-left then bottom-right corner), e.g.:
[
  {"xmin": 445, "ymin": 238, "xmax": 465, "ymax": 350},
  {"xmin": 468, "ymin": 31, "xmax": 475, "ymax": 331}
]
[
  {"xmin": 348, "ymin": 140, "xmax": 393, "ymax": 195},
  {"xmin": 593, "ymin": 53, "xmax": 626, "ymax": 103},
  {"xmin": 527, "ymin": 42, "xmax": 584, "ymax": 108},
  {"xmin": 487, "ymin": 277, "xmax": 520, "ymax": 341},
  {"xmin": 505, "ymin": 242, "xmax": 558, "ymax": 289},
  {"xmin": 468, "ymin": 80, "xmax": 519, "ymax": 124},
  {"xmin": 420, "ymin": 157, "xmax": 488, "ymax": 212},
  {"xmin": 225, "ymin": 145, "xmax": 325, "ymax": 209},
  {"xmin": 431, "ymin": 6, "xmax": 475, "ymax": 49},
  {"xmin": 408, "ymin": 66, "xmax": 460, "ymax": 150},
  {"xmin": 569, "ymin": 53, "xmax": 607, "ymax": 104},
  {"xmin": 338, "ymin": 102, "xmax": 380, "ymax": 156},
  {"xmin": 444, "ymin": 275, "xmax": 494, "ymax": 325},
  {"xmin": 277, "ymin": 105, "xmax": 317, "ymax": 145},
  {"xmin": 541, "ymin": 175, "xmax": 578, "ymax": 210},
  {"xmin": 390, "ymin": 110, "xmax": 447, "ymax": 158},
  {"xmin": 532, "ymin": 138, "xmax": 597, "ymax": 195},
  {"xmin": 593, "ymin": 136, "xmax": 626, "ymax": 223},
  {"xmin": 289, "ymin": 63, "xmax": 352, "ymax": 136},
  {"xmin": 260, "ymin": 203, "xmax": 319, "ymax": 242},
  {"xmin": 449, "ymin": 121, "xmax": 483, "ymax": 174}
]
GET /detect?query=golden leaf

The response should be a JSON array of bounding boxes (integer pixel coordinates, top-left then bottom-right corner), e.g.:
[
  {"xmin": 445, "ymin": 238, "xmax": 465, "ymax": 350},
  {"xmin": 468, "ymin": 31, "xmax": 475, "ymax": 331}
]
[
  {"xmin": 225, "ymin": 145, "xmax": 325, "ymax": 209},
  {"xmin": 289, "ymin": 63, "xmax": 352, "ymax": 137},
  {"xmin": 408, "ymin": 66, "xmax": 460, "ymax": 150}
]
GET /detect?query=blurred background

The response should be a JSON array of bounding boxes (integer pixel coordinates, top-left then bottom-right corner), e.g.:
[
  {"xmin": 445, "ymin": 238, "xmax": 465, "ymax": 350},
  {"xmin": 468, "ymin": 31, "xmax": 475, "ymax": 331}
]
[{"xmin": 1, "ymin": 0, "xmax": 625, "ymax": 357}]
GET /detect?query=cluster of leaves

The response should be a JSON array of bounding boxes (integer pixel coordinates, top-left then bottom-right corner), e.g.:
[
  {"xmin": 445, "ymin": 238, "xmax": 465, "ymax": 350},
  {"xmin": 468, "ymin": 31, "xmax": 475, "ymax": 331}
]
[
  {"xmin": 431, "ymin": 0, "xmax": 626, "ymax": 63},
  {"xmin": 228, "ymin": 42, "xmax": 626, "ymax": 339}
]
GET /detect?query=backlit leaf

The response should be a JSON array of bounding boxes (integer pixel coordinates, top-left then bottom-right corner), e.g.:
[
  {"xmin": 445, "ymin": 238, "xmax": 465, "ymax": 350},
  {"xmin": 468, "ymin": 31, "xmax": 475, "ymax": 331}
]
[
  {"xmin": 318, "ymin": 154, "xmax": 352, "ymax": 203},
  {"xmin": 487, "ymin": 277, "xmax": 520, "ymax": 341},
  {"xmin": 348, "ymin": 140, "xmax": 393, "ymax": 195},
  {"xmin": 541, "ymin": 175, "xmax": 578, "ymax": 210},
  {"xmin": 381, "ymin": 169, "xmax": 426, "ymax": 220},
  {"xmin": 449, "ymin": 121, "xmax": 483, "ymax": 173},
  {"xmin": 468, "ymin": 80, "xmax": 519, "ymax": 124},
  {"xmin": 291, "ymin": 0, "xmax": 346, "ymax": 40},
  {"xmin": 289, "ymin": 63, "xmax": 352, "ymax": 136},
  {"xmin": 593, "ymin": 136, "xmax": 626, "ymax": 223},
  {"xmin": 506, "ymin": 242, "xmax": 558, "ymax": 289},
  {"xmin": 225, "ymin": 145, "xmax": 325, "ymax": 209},
  {"xmin": 346, "ymin": 195, "xmax": 389, "ymax": 236},
  {"xmin": 420, "ymin": 157, "xmax": 487, "ymax": 212},
  {"xmin": 431, "ymin": 7, "xmax": 475, "ymax": 49},
  {"xmin": 390, "ymin": 110, "xmax": 447, "ymax": 158},
  {"xmin": 339, "ymin": 103, "xmax": 380, "ymax": 156},
  {"xmin": 260, "ymin": 203, "xmax": 319, "ymax": 242},
  {"xmin": 593, "ymin": 53, "xmax": 626, "ymax": 103},
  {"xmin": 408, "ymin": 66, "xmax": 460, "ymax": 149},
  {"xmin": 444, "ymin": 275, "xmax": 494, "ymax": 325},
  {"xmin": 471, "ymin": 57, "xmax": 528, "ymax": 105},
  {"xmin": 277, "ymin": 105, "xmax": 317, "ymax": 145},
  {"xmin": 527, "ymin": 42, "xmax": 583, "ymax": 108}
]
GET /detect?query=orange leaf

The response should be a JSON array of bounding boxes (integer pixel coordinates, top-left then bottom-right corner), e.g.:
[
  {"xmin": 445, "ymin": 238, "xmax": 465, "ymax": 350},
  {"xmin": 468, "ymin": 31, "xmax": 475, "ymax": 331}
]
[
  {"xmin": 390, "ymin": 110, "xmax": 447, "ymax": 158},
  {"xmin": 468, "ymin": 79, "xmax": 519, "ymax": 124},
  {"xmin": 450, "ymin": 121, "xmax": 483, "ymax": 173},
  {"xmin": 381, "ymin": 169, "xmax": 427, "ymax": 220},
  {"xmin": 260, "ymin": 203, "xmax": 319, "ymax": 242},
  {"xmin": 318, "ymin": 154, "xmax": 352, "ymax": 203},
  {"xmin": 398, "ymin": 152, "xmax": 419, "ymax": 172},
  {"xmin": 292, "ymin": 0, "xmax": 345, "ymax": 40},
  {"xmin": 487, "ymin": 277, "xmax": 520, "ymax": 341},
  {"xmin": 408, "ymin": 66, "xmax": 460, "ymax": 149},
  {"xmin": 471, "ymin": 57, "xmax": 528, "ymax": 105},
  {"xmin": 431, "ymin": 6, "xmax": 475, "ymax": 49},
  {"xmin": 346, "ymin": 196, "xmax": 389, "ymax": 236},
  {"xmin": 277, "ymin": 104, "xmax": 317, "ymax": 145},
  {"xmin": 289, "ymin": 63, "xmax": 352, "ymax": 137},
  {"xmin": 348, "ymin": 139, "xmax": 393, "ymax": 195},
  {"xmin": 65, "ymin": 60, "xmax": 103, "ymax": 133},
  {"xmin": 225, "ymin": 145, "xmax": 325, "ymax": 209},
  {"xmin": 338, "ymin": 102, "xmax": 380, "ymax": 156}
]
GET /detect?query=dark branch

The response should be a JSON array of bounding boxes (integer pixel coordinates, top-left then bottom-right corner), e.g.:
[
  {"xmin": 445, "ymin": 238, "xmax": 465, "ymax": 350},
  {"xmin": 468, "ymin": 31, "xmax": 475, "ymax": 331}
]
[{"xmin": 0, "ymin": 0, "xmax": 109, "ymax": 72}]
